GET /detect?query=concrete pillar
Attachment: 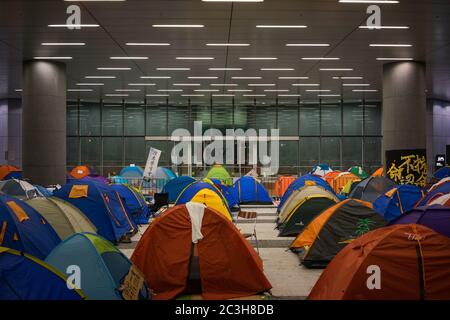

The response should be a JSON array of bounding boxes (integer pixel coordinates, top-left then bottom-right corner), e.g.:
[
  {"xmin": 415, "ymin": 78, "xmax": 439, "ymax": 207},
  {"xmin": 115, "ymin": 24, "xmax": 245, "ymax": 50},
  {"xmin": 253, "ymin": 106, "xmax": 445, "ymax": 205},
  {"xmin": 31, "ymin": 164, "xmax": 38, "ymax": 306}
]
[
  {"xmin": 382, "ymin": 61, "xmax": 427, "ymax": 164},
  {"xmin": 22, "ymin": 60, "xmax": 66, "ymax": 185}
]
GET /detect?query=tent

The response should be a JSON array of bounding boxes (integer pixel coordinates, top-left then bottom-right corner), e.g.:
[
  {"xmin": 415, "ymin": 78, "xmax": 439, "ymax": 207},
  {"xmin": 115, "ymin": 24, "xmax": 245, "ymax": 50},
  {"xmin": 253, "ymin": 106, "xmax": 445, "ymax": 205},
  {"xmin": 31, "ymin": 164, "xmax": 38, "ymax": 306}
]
[
  {"xmin": 274, "ymin": 176, "xmax": 296, "ymax": 198},
  {"xmin": 131, "ymin": 203, "xmax": 272, "ymax": 300},
  {"xmin": 434, "ymin": 166, "xmax": 450, "ymax": 180},
  {"xmin": 416, "ymin": 177, "xmax": 450, "ymax": 207},
  {"xmin": 310, "ymin": 164, "xmax": 333, "ymax": 177},
  {"xmin": 209, "ymin": 178, "xmax": 239, "ymax": 209},
  {"xmin": 0, "ymin": 165, "xmax": 22, "ymax": 181},
  {"xmin": 0, "ymin": 179, "xmax": 40, "ymax": 200},
  {"xmin": 325, "ymin": 171, "xmax": 361, "ymax": 195},
  {"xmin": 0, "ymin": 247, "xmax": 85, "ymax": 300},
  {"xmin": 308, "ymin": 224, "xmax": 450, "ymax": 300},
  {"xmin": 46, "ymin": 233, "xmax": 150, "ymax": 300},
  {"xmin": 162, "ymin": 176, "xmax": 196, "ymax": 203},
  {"xmin": 155, "ymin": 167, "xmax": 177, "ymax": 180},
  {"xmin": 278, "ymin": 186, "xmax": 339, "ymax": 237},
  {"xmin": 82, "ymin": 174, "xmax": 109, "ymax": 185},
  {"xmin": 70, "ymin": 166, "xmax": 93, "ymax": 180},
  {"xmin": 371, "ymin": 167, "xmax": 384, "ymax": 177},
  {"xmin": 349, "ymin": 176, "xmax": 397, "ymax": 203},
  {"xmin": 111, "ymin": 175, "xmax": 128, "ymax": 184},
  {"xmin": 111, "ymin": 184, "xmax": 150, "ymax": 224},
  {"xmin": 373, "ymin": 184, "xmax": 425, "ymax": 221},
  {"xmin": 34, "ymin": 185, "xmax": 53, "ymax": 197},
  {"xmin": 206, "ymin": 165, "xmax": 233, "ymax": 186},
  {"xmin": 429, "ymin": 194, "xmax": 450, "ymax": 207},
  {"xmin": 175, "ymin": 180, "xmax": 232, "ymax": 221},
  {"xmin": 291, "ymin": 199, "xmax": 387, "ymax": 268},
  {"xmin": 54, "ymin": 180, "xmax": 137, "ymax": 243},
  {"xmin": 390, "ymin": 205, "xmax": 450, "ymax": 238},
  {"xmin": 0, "ymin": 194, "xmax": 61, "ymax": 259},
  {"xmin": 233, "ymin": 176, "xmax": 273, "ymax": 205},
  {"xmin": 25, "ymin": 197, "xmax": 97, "ymax": 240},
  {"xmin": 119, "ymin": 165, "xmax": 144, "ymax": 179},
  {"xmin": 348, "ymin": 166, "xmax": 368, "ymax": 180},
  {"xmin": 277, "ymin": 174, "xmax": 335, "ymax": 214}
]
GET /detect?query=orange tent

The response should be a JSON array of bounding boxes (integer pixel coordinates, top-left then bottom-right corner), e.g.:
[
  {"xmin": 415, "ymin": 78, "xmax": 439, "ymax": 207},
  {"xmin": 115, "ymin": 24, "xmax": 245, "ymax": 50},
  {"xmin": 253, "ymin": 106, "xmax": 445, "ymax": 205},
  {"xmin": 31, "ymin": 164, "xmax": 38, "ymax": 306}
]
[
  {"xmin": 324, "ymin": 171, "xmax": 360, "ymax": 194},
  {"xmin": 70, "ymin": 166, "xmax": 92, "ymax": 179},
  {"xmin": 131, "ymin": 204, "xmax": 272, "ymax": 300},
  {"xmin": 309, "ymin": 224, "xmax": 450, "ymax": 300},
  {"xmin": 0, "ymin": 165, "xmax": 22, "ymax": 180},
  {"xmin": 274, "ymin": 176, "xmax": 296, "ymax": 197},
  {"xmin": 371, "ymin": 167, "xmax": 384, "ymax": 177}
]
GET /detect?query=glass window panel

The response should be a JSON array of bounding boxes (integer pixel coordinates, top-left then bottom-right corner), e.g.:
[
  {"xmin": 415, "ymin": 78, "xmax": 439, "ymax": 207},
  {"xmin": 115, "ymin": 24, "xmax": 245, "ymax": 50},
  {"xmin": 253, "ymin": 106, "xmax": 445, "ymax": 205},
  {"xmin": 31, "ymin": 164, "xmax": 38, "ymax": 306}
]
[
  {"xmin": 234, "ymin": 105, "xmax": 255, "ymax": 130},
  {"xmin": 124, "ymin": 104, "xmax": 145, "ymax": 136},
  {"xmin": 342, "ymin": 137, "xmax": 363, "ymax": 169},
  {"xmin": 299, "ymin": 137, "xmax": 320, "ymax": 171},
  {"xmin": 300, "ymin": 105, "xmax": 320, "ymax": 136},
  {"xmin": 146, "ymin": 105, "xmax": 167, "ymax": 136},
  {"xmin": 80, "ymin": 137, "xmax": 101, "ymax": 167},
  {"xmin": 146, "ymin": 141, "xmax": 169, "ymax": 166},
  {"xmin": 103, "ymin": 137, "xmax": 123, "ymax": 176},
  {"xmin": 343, "ymin": 104, "xmax": 364, "ymax": 135},
  {"xmin": 67, "ymin": 137, "xmax": 79, "ymax": 166},
  {"xmin": 102, "ymin": 104, "xmax": 123, "ymax": 136},
  {"xmin": 125, "ymin": 137, "xmax": 146, "ymax": 166},
  {"xmin": 212, "ymin": 104, "xmax": 233, "ymax": 132},
  {"xmin": 321, "ymin": 137, "xmax": 341, "ymax": 169},
  {"xmin": 168, "ymin": 105, "xmax": 189, "ymax": 135},
  {"xmin": 364, "ymin": 103, "xmax": 382, "ymax": 136},
  {"xmin": 321, "ymin": 104, "xmax": 342, "ymax": 136},
  {"xmin": 364, "ymin": 137, "xmax": 382, "ymax": 172},
  {"xmin": 191, "ymin": 105, "xmax": 211, "ymax": 132},
  {"xmin": 254, "ymin": 105, "xmax": 276, "ymax": 131},
  {"xmin": 278, "ymin": 105, "xmax": 299, "ymax": 136},
  {"xmin": 67, "ymin": 103, "xmax": 78, "ymax": 136},
  {"xmin": 79, "ymin": 102, "xmax": 100, "ymax": 136},
  {"xmin": 279, "ymin": 140, "xmax": 299, "ymax": 173}
]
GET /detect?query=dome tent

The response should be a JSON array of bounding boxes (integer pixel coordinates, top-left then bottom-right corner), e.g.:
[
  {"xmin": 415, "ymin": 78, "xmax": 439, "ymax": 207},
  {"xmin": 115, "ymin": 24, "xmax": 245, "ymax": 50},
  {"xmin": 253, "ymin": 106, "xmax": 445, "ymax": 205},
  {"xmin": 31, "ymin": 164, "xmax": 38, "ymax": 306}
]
[
  {"xmin": 416, "ymin": 177, "xmax": 450, "ymax": 207},
  {"xmin": 209, "ymin": 178, "xmax": 239, "ymax": 209},
  {"xmin": 348, "ymin": 166, "xmax": 369, "ymax": 180},
  {"xmin": 310, "ymin": 164, "xmax": 333, "ymax": 177},
  {"xmin": 233, "ymin": 176, "xmax": 272, "ymax": 205},
  {"xmin": 119, "ymin": 165, "xmax": 144, "ymax": 179},
  {"xmin": 111, "ymin": 184, "xmax": 150, "ymax": 224},
  {"xmin": 70, "ymin": 166, "xmax": 93, "ymax": 180},
  {"xmin": 349, "ymin": 176, "xmax": 397, "ymax": 203},
  {"xmin": 0, "ymin": 179, "xmax": 40, "ymax": 200},
  {"xmin": 0, "ymin": 165, "xmax": 22, "ymax": 181},
  {"xmin": 162, "ymin": 176, "xmax": 196, "ymax": 204},
  {"xmin": 205, "ymin": 164, "xmax": 233, "ymax": 186}
]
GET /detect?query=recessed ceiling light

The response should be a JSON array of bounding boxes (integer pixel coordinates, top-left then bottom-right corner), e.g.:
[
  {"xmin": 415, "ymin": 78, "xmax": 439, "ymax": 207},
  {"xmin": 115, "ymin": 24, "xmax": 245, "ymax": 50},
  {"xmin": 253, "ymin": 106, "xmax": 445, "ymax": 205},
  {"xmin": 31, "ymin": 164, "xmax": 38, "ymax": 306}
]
[
  {"xmin": 115, "ymin": 89, "xmax": 141, "ymax": 92},
  {"xmin": 359, "ymin": 26, "xmax": 409, "ymax": 29},
  {"xmin": 110, "ymin": 57, "xmax": 149, "ymax": 60},
  {"xmin": 48, "ymin": 24, "xmax": 99, "ymax": 28},
  {"xmin": 339, "ymin": 0, "xmax": 399, "ymax": 3},
  {"xmin": 34, "ymin": 57, "xmax": 73, "ymax": 60},
  {"xmin": 14, "ymin": 89, "xmax": 23, "ymax": 92},
  {"xmin": 209, "ymin": 68, "xmax": 243, "ymax": 71},
  {"xmin": 97, "ymin": 67, "xmax": 131, "ymax": 70},
  {"xmin": 140, "ymin": 76, "xmax": 171, "ymax": 79},
  {"xmin": 41, "ymin": 42, "xmax": 85, "ymax": 46},
  {"xmin": 212, "ymin": 94, "xmax": 235, "ymax": 97},
  {"xmin": 302, "ymin": 57, "xmax": 340, "ymax": 60},
  {"xmin": 278, "ymin": 94, "xmax": 301, "ymax": 97},
  {"xmin": 158, "ymin": 89, "xmax": 183, "ymax": 92},
  {"xmin": 128, "ymin": 83, "xmax": 156, "ymax": 86},
  {"xmin": 376, "ymin": 57, "xmax": 414, "ymax": 61},
  {"xmin": 320, "ymin": 68, "xmax": 353, "ymax": 71},
  {"xmin": 261, "ymin": 68, "xmax": 294, "ymax": 71},
  {"xmin": 279, "ymin": 77, "xmax": 309, "ymax": 80},
  {"xmin": 68, "ymin": 89, "xmax": 93, "ymax": 92},
  {"xmin": 318, "ymin": 94, "xmax": 341, "ymax": 97},
  {"xmin": 248, "ymin": 84, "xmax": 275, "ymax": 86},
  {"xmin": 85, "ymin": 76, "xmax": 116, "ymax": 79},
  {"xmin": 370, "ymin": 44, "xmax": 412, "ymax": 47},
  {"xmin": 228, "ymin": 89, "xmax": 253, "ymax": 92},
  {"xmin": 333, "ymin": 76, "xmax": 363, "ymax": 80},
  {"xmin": 195, "ymin": 89, "xmax": 220, "ymax": 92},
  {"xmin": 173, "ymin": 84, "xmax": 201, "ymax": 86},
  {"xmin": 153, "ymin": 24, "xmax": 204, "ymax": 28},
  {"xmin": 176, "ymin": 57, "xmax": 215, "ymax": 60},
  {"xmin": 307, "ymin": 89, "xmax": 331, "ymax": 92},
  {"xmin": 157, "ymin": 68, "xmax": 191, "ymax": 71},
  {"xmin": 210, "ymin": 84, "xmax": 238, "ymax": 86},
  {"xmin": 202, "ymin": 0, "xmax": 264, "ymax": 2},
  {"xmin": 232, "ymin": 76, "xmax": 262, "ymax": 79},
  {"xmin": 126, "ymin": 43, "xmax": 170, "ymax": 46},
  {"xmin": 76, "ymin": 83, "xmax": 104, "ymax": 86},
  {"xmin": 353, "ymin": 89, "xmax": 378, "ymax": 92},
  {"xmin": 146, "ymin": 94, "xmax": 169, "ymax": 97},
  {"xmin": 105, "ymin": 94, "xmax": 129, "ymax": 97},
  {"xmin": 188, "ymin": 76, "xmax": 218, "ymax": 79},
  {"xmin": 256, "ymin": 25, "xmax": 307, "ymax": 28},
  {"xmin": 206, "ymin": 43, "xmax": 250, "ymax": 46},
  {"xmin": 264, "ymin": 89, "xmax": 289, "ymax": 92},
  {"xmin": 239, "ymin": 57, "xmax": 278, "ymax": 60},
  {"xmin": 286, "ymin": 43, "xmax": 330, "ymax": 47},
  {"xmin": 182, "ymin": 94, "xmax": 206, "ymax": 97},
  {"xmin": 243, "ymin": 94, "xmax": 266, "ymax": 97},
  {"xmin": 292, "ymin": 83, "xmax": 320, "ymax": 86},
  {"xmin": 343, "ymin": 83, "xmax": 370, "ymax": 86}
]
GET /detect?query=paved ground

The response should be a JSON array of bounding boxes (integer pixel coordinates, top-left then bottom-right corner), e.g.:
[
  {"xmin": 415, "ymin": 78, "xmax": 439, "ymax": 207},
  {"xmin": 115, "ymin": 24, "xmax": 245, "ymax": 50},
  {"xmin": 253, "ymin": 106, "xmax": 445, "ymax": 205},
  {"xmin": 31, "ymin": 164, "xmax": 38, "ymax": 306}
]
[{"xmin": 119, "ymin": 205, "xmax": 323, "ymax": 299}]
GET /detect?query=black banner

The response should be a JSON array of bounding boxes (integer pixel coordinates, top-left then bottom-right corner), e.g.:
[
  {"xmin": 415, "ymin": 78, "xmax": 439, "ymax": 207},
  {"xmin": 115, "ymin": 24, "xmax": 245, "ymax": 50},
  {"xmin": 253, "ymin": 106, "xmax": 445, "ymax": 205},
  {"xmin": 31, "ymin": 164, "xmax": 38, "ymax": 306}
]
[{"xmin": 386, "ymin": 149, "xmax": 428, "ymax": 187}]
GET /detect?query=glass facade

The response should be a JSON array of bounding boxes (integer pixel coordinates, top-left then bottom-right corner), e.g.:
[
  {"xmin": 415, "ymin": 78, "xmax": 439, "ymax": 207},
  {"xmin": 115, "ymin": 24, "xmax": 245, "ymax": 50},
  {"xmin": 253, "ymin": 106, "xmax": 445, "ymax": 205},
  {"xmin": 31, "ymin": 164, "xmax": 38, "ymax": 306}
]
[{"xmin": 67, "ymin": 99, "xmax": 382, "ymax": 176}]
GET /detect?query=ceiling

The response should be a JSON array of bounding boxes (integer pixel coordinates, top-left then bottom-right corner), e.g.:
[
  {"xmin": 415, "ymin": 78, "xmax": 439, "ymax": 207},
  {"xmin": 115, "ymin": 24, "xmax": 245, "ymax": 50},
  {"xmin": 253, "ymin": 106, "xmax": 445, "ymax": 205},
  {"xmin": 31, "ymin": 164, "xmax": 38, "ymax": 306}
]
[{"xmin": 1, "ymin": 0, "xmax": 450, "ymax": 104}]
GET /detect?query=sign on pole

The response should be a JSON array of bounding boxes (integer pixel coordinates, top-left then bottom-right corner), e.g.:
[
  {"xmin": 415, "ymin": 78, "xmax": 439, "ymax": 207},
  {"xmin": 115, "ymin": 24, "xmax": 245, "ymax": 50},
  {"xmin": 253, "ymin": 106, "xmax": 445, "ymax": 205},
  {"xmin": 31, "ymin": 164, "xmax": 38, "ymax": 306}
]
[{"xmin": 143, "ymin": 148, "xmax": 162, "ymax": 179}]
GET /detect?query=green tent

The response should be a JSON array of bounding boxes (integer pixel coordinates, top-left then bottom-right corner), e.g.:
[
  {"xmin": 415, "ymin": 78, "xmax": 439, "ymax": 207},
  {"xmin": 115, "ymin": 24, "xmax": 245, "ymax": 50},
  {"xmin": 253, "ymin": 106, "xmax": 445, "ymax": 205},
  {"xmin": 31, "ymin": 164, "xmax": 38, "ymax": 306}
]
[
  {"xmin": 206, "ymin": 165, "xmax": 233, "ymax": 186},
  {"xmin": 348, "ymin": 166, "xmax": 368, "ymax": 180}
]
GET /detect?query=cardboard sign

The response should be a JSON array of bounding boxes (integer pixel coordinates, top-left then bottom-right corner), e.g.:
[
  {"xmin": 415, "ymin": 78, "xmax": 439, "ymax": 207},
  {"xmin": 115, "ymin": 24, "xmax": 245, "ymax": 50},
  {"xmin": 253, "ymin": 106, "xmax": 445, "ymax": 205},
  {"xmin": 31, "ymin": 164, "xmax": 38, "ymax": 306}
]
[
  {"xmin": 143, "ymin": 148, "xmax": 162, "ymax": 179},
  {"xmin": 121, "ymin": 265, "xmax": 146, "ymax": 301},
  {"xmin": 386, "ymin": 149, "xmax": 428, "ymax": 187}
]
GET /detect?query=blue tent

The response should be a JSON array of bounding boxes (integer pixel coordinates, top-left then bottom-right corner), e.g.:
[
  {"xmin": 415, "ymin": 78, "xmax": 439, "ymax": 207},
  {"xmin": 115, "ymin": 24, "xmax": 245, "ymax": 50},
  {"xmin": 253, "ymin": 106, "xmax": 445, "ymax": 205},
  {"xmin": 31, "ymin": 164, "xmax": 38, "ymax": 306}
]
[
  {"xmin": 120, "ymin": 165, "xmax": 144, "ymax": 179},
  {"xmin": 0, "ymin": 194, "xmax": 61, "ymax": 260},
  {"xmin": 210, "ymin": 178, "xmax": 239, "ymax": 209},
  {"xmin": 111, "ymin": 175, "xmax": 128, "ymax": 184},
  {"xmin": 434, "ymin": 167, "xmax": 450, "ymax": 180},
  {"xmin": 54, "ymin": 180, "xmax": 137, "ymax": 243},
  {"xmin": 233, "ymin": 176, "xmax": 273, "ymax": 205},
  {"xmin": 46, "ymin": 233, "xmax": 150, "ymax": 300},
  {"xmin": 111, "ymin": 184, "xmax": 150, "ymax": 224},
  {"xmin": 34, "ymin": 185, "xmax": 53, "ymax": 197},
  {"xmin": 162, "ymin": 176, "xmax": 196, "ymax": 203},
  {"xmin": 373, "ymin": 184, "xmax": 425, "ymax": 221},
  {"xmin": 277, "ymin": 174, "xmax": 335, "ymax": 213},
  {"xmin": 309, "ymin": 164, "xmax": 333, "ymax": 177},
  {"xmin": 0, "ymin": 247, "xmax": 85, "ymax": 300},
  {"xmin": 417, "ymin": 178, "xmax": 450, "ymax": 207}
]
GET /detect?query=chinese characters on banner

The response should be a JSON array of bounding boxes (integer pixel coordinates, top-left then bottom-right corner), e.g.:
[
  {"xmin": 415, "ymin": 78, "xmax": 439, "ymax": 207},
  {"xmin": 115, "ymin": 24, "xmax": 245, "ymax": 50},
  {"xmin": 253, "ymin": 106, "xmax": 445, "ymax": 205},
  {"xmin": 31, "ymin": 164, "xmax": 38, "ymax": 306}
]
[
  {"xmin": 386, "ymin": 149, "xmax": 428, "ymax": 187},
  {"xmin": 143, "ymin": 148, "xmax": 162, "ymax": 179},
  {"xmin": 120, "ymin": 265, "xmax": 146, "ymax": 300}
]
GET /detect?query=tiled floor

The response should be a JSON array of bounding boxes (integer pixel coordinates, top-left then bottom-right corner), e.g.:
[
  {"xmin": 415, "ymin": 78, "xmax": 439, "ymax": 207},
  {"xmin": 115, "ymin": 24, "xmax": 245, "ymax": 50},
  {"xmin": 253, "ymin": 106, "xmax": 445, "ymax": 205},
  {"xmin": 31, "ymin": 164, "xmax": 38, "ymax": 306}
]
[{"xmin": 119, "ymin": 205, "xmax": 323, "ymax": 299}]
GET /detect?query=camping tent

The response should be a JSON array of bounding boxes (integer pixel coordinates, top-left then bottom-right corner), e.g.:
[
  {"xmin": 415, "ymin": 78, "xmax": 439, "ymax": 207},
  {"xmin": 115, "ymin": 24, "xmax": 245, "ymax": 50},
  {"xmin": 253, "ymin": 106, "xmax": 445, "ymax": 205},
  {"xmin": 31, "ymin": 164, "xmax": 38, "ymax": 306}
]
[
  {"xmin": 390, "ymin": 205, "xmax": 450, "ymax": 238},
  {"xmin": 209, "ymin": 178, "xmax": 239, "ymax": 209},
  {"xmin": 349, "ymin": 176, "xmax": 397, "ymax": 203},
  {"xmin": 416, "ymin": 177, "xmax": 450, "ymax": 207},
  {"xmin": 348, "ymin": 166, "xmax": 369, "ymax": 180},
  {"xmin": 155, "ymin": 167, "xmax": 177, "ymax": 180},
  {"xmin": 429, "ymin": 194, "xmax": 450, "ymax": 207},
  {"xmin": 70, "ymin": 166, "xmax": 93, "ymax": 180},
  {"xmin": 0, "ymin": 165, "xmax": 22, "ymax": 181},
  {"xmin": 308, "ymin": 224, "xmax": 450, "ymax": 300},
  {"xmin": 373, "ymin": 184, "xmax": 425, "ymax": 221},
  {"xmin": 111, "ymin": 184, "xmax": 150, "ymax": 224},
  {"xmin": 82, "ymin": 174, "xmax": 110, "ymax": 185},
  {"xmin": 0, "ymin": 194, "xmax": 61, "ymax": 259},
  {"xmin": 175, "ymin": 180, "xmax": 232, "ymax": 221},
  {"xmin": 0, "ymin": 179, "xmax": 40, "ymax": 200},
  {"xmin": 54, "ymin": 180, "xmax": 136, "ymax": 243},
  {"xmin": 434, "ymin": 166, "xmax": 450, "ymax": 180},
  {"xmin": 233, "ymin": 176, "xmax": 273, "ymax": 205},
  {"xmin": 325, "ymin": 171, "xmax": 361, "ymax": 195},
  {"xmin": 206, "ymin": 165, "xmax": 233, "ymax": 186},
  {"xmin": 291, "ymin": 199, "xmax": 387, "ymax": 268},
  {"xmin": 25, "ymin": 197, "xmax": 97, "ymax": 240},
  {"xmin": 277, "ymin": 174, "xmax": 335, "ymax": 214},
  {"xmin": 46, "ymin": 233, "xmax": 150, "ymax": 300},
  {"xmin": 274, "ymin": 176, "xmax": 296, "ymax": 198},
  {"xmin": 119, "ymin": 165, "xmax": 144, "ymax": 179},
  {"xmin": 310, "ymin": 164, "xmax": 333, "ymax": 177},
  {"xmin": 0, "ymin": 247, "xmax": 85, "ymax": 300},
  {"xmin": 371, "ymin": 167, "xmax": 384, "ymax": 177},
  {"xmin": 131, "ymin": 203, "xmax": 272, "ymax": 300},
  {"xmin": 162, "ymin": 176, "xmax": 196, "ymax": 203},
  {"xmin": 277, "ymin": 186, "xmax": 339, "ymax": 237},
  {"xmin": 34, "ymin": 185, "xmax": 53, "ymax": 197}
]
